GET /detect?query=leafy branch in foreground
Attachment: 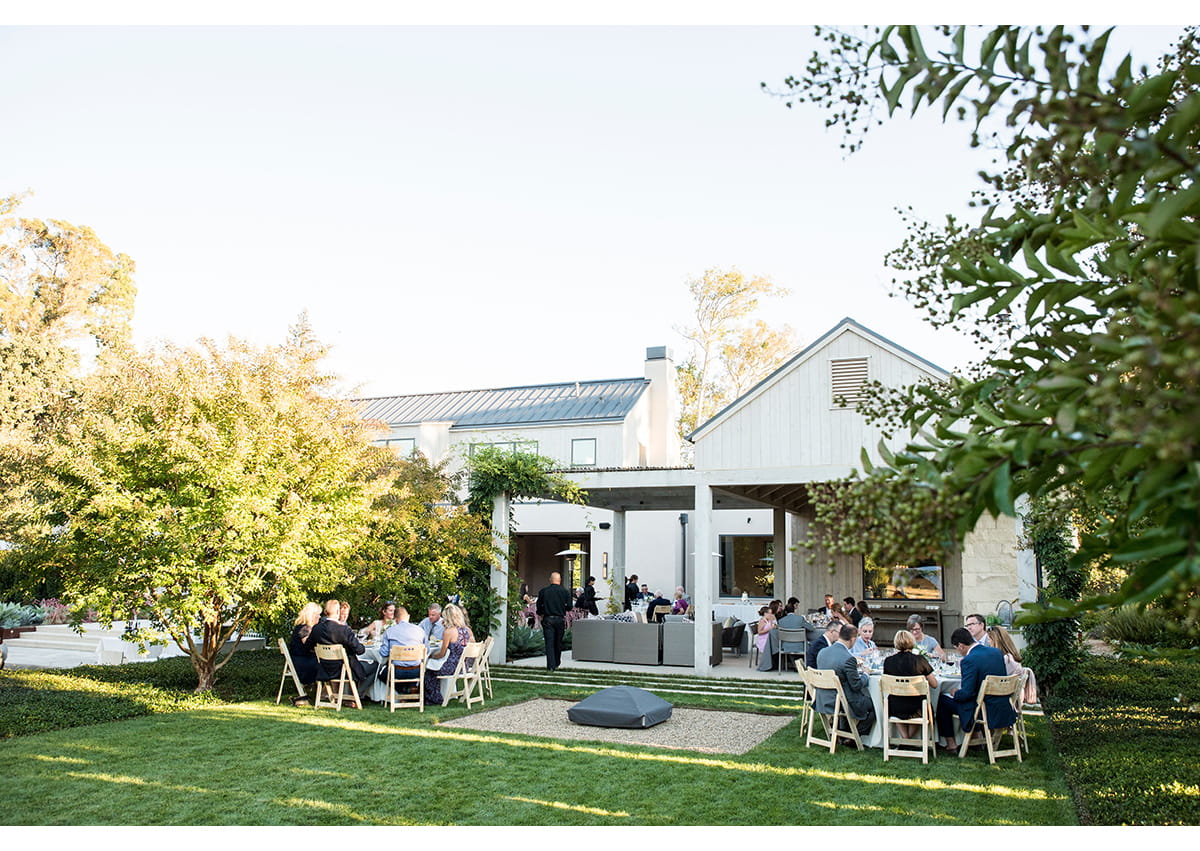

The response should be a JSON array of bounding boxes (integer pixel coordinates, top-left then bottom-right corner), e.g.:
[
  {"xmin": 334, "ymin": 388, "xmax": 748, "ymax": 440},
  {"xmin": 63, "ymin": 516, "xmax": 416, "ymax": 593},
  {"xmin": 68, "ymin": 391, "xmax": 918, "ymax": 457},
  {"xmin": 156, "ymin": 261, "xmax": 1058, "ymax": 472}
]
[{"xmin": 776, "ymin": 26, "xmax": 1200, "ymax": 628}]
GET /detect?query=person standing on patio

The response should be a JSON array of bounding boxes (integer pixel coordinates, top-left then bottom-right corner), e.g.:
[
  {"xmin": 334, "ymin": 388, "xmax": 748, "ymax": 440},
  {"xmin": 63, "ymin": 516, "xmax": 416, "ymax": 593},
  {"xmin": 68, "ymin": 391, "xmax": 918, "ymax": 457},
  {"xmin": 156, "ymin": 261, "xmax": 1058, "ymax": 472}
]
[
  {"xmin": 537, "ymin": 572, "xmax": 573, "ymax": 671},
  {"xmin": 578, "ymin": 576, "xmax": 600, "ymax": 616},
  {"xmin": 623, "ymin": 574, "xmax": 639, "ymax": 611}
]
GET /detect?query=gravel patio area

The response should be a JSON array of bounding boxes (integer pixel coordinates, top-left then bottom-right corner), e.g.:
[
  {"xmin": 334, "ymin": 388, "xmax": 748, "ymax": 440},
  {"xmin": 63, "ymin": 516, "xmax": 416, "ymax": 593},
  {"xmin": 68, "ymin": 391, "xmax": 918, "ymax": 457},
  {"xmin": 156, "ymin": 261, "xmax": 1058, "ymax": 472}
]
[{"xmin": 438, "ymin": 697, "xmax": 794, "ymax": 755}]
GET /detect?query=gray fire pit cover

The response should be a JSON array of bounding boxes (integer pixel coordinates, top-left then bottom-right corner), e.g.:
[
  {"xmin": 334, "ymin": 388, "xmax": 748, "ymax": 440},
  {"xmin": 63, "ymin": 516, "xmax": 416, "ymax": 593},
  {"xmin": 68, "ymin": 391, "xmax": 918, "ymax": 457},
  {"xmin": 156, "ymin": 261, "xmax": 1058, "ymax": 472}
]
[{"xmin": 567, "ymin": 685, "xmax": 673, "ymax": 728}]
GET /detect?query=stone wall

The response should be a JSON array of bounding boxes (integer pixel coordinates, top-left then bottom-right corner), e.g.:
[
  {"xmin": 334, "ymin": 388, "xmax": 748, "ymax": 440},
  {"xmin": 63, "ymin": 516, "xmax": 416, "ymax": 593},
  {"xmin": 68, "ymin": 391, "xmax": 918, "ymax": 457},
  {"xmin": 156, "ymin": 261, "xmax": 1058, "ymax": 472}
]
[{"xmin": 959, "ymin": 512, "xmax": 1021, "ymax": 618}]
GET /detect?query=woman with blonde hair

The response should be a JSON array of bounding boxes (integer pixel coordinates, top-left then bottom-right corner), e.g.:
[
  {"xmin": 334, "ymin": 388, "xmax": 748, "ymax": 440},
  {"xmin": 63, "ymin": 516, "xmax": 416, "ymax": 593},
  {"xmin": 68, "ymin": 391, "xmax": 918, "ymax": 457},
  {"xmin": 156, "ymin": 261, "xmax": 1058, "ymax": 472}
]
[
  {"xmin": 988, "ymin": 625, "xmax": 1039, "ymax": 704},
  {"xmin": 424, "ymin": 603, "xmax": 475, "ymax": 705},
  {"xmin": 287, "ymin": 602, "xmax": 323, "ymax": 703},
  {"xmin": 882, "ymin": 629, "xmax": 938, "ymax": 738}
]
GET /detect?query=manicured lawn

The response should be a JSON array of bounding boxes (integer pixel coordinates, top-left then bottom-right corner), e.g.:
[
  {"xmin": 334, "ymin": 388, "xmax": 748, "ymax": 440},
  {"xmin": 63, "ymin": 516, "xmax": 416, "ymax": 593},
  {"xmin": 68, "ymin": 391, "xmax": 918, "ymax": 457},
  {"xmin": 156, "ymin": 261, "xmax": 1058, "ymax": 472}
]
[{"xmin": 0, "ymin": 651, "xmax": 1076, "ymax": 825}]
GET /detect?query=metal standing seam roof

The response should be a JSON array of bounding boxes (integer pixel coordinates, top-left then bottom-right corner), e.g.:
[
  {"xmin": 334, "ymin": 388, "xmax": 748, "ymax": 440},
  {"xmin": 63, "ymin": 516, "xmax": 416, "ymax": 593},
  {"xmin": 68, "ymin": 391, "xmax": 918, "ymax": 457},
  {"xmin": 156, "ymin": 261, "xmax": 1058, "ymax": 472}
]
[{"xmin": 354, "ymin": 377, "xmax": 650, "ymax": 429}]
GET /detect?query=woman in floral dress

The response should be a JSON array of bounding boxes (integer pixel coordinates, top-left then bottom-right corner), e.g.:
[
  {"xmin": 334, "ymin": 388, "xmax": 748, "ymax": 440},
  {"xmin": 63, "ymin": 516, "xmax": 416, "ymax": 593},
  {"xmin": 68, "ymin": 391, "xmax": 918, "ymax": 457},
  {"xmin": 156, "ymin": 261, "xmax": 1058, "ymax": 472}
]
[{"xmin": 424, "ymin": 603, "xmax": 474, "ymax": 705}]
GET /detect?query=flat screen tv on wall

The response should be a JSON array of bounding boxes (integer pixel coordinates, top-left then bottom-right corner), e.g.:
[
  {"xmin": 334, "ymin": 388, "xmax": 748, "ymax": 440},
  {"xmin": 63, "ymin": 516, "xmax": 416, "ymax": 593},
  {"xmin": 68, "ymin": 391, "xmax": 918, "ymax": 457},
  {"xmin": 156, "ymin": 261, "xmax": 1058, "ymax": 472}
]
[{"xmin": 862, "ymin": 557, "xmax": 944, "ymax": 602}]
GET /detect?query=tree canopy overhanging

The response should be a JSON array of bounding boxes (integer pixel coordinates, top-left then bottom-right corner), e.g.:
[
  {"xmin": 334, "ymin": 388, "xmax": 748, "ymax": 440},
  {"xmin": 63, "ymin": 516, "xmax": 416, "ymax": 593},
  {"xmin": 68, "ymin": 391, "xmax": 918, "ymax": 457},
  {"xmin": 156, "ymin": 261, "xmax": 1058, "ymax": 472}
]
[{"xmin": 771, "ymin": 26, "xmax": 1200, "ymax": 625}]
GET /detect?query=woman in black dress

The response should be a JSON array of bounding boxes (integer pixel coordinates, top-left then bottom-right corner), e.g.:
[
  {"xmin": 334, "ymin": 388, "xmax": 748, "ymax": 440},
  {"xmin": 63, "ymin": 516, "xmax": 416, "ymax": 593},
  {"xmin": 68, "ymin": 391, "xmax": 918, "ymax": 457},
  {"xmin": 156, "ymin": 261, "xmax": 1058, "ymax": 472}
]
[
  {"xmin": 882, "ymin": 629, "xmax": 938, "ymax": 738},
  {"xmin": 287, "ymin": 602, "xmax": 323, "ymax": 703}
]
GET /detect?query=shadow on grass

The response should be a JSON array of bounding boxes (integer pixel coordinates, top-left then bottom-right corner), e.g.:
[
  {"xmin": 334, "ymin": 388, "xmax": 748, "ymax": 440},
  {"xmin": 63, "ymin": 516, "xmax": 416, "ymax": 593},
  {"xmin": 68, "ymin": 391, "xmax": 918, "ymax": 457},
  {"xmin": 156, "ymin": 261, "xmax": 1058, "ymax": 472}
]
[{"xmin": 0, "ymin": 700, "xmax": 1075, "ymax": 826}]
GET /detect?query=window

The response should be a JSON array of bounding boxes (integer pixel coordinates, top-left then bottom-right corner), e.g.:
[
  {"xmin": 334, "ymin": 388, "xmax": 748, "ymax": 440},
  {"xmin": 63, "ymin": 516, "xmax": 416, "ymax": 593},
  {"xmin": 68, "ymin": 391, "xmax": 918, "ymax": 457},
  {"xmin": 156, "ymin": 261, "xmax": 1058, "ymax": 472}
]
[
  {"xmin": 375, "ymin": 437, "xmax": 415, "ymax": 456},
  {"xmin": 571, "ymin": 438, "xmax": 597, "ymax": 466},
  {"xmin": 718, "ymin": 535, "xmax": 774, "ymax": 597},
  {"xmin": 468, "ymin": 440, "xmax": 538, "ymax": 456},
  {"xmin": 831, "ymin": 357, "xmax": 870, "ymax": 407},
  {"xmin": 862, "ymin": 556, "xmax": 944, "ymax": 601}
]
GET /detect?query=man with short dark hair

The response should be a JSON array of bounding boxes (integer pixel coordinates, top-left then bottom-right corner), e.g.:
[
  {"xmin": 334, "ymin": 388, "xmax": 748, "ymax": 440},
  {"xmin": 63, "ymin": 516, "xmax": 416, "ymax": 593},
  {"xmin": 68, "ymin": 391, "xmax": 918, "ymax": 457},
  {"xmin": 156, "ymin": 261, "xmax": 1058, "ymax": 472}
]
[
  {"xmin": 935, "ymin": 627, "xmax": 1015, "ymax": 751},
  {"xmin": 815, "ymin": 624, "xmax": 875, "ymax": 736},
  {"xmin": 843, "ymin": 596, "xmax": 862, "ymax": 626},
  {"xmin": 806, "ymin": 621, "xmax": 842, "ymax": 670},
  {"xmin": 814, "ymin": 593, "xmax": 836, "ymax": 617},
  {"xmin": 305, "ymin": 599, "xmax": 377, "ymax": 705},
  {"xmin": 537, "ymin": 571, "xmax": 573, "ymax": 671},
  {"xmin": 964, "ymin": 613, "xmax": 990, "ymax": 646}
]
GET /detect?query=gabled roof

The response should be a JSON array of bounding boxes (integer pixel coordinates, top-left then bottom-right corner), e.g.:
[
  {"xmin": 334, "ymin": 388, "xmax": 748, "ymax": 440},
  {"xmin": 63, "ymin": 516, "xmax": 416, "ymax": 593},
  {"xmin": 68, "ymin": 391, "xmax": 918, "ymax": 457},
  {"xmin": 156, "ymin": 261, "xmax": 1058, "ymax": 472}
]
[
  {"xmin": 686, "ymin": 316, "xmax": 950, "ymax": 443},
  {"xmin": 356, "ymin": 377, "xmax": 649, "ymax": 429}
]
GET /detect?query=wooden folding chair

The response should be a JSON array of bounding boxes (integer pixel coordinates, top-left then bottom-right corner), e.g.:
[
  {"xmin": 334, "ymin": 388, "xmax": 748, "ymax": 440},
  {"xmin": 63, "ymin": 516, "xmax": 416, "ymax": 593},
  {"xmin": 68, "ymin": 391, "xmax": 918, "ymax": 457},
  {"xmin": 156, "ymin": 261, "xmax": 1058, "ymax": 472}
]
[
  {"xmin": 794, "ymin": 659, "xmax": 812, "ymax": 738},
  {"xmin": 1012, "ymin": 669, "xmax": 1030, "ymax": 754},
  {"xmin": 475, "ymin": 635, "xmax": 495, "ymax": 699},
  {"xmin": 440, "ymin": 641, "xmax": 485, "ymax": 708},
  {"xmin": 275, "ymin": 638, "xmax": 307, "ymax": 705},
  {"xmin": 958, "ymin": 673, "xmax": 1022, "ymax": 763},
  {"xmin": 312, "ymin": 643, "xmax": 362, "ymax": 711},
  {"xmin": 385, "ymin": 644, "xmax": 426, "ymax": 712},
  {"xmin": 652, "ymin": 605, "xmax": 672, "ymax": 622},
  {"xmin": 803, "ymin": 667, "xmax": 865, "ymax": 753},
  {"xmin": 777, "ymin": 627, "xmax": 807, "ymax": 675},
  {"xmin": 881, "ymin": 674, "xmax": 937, "ymax": 764}
]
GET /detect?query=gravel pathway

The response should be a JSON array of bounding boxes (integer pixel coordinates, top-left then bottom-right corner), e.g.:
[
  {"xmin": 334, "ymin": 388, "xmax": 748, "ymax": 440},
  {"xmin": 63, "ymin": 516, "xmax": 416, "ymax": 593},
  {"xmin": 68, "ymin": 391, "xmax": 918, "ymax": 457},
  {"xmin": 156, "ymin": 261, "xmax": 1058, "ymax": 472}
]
[{"xmin": 439, "ymin": 698, "xmax": 794, "ymax": 755}]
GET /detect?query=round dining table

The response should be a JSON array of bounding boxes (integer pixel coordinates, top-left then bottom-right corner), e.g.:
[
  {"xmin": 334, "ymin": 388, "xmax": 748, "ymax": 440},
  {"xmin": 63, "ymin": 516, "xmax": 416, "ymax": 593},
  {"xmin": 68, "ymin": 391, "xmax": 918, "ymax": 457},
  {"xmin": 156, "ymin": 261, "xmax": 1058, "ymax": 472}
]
[
  {"xmin": 861, "ymin": 663, "xmax": 961, "ymax": 748},
  {"xmin": 358, "ymin": 639, "xmax": 444, "ymax": 703}
]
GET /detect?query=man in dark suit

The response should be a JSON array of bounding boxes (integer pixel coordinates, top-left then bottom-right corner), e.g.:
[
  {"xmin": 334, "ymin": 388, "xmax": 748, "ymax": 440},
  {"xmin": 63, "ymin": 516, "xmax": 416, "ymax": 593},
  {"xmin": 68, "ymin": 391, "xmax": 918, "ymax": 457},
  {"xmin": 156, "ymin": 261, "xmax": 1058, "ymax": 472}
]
[
  {"xmin": 537, "ymin": 571, "xmax": 574, "ymax": 671},
  {"xmin": 805, "ymin": 621, "xmax": 841, "ymax": 670},
  {"xmin": 815, "ymin": 624, "xmax": 875, "ymax": 735},
  {"xmin": 623, "ymin": 574, "xmax": 639, "ymax": 611},
  {"xmin": 843, "ymin": 597, "xmax": 863, "ymax": 626},
  {"xmin": 936, "ymin": 627, "xmax": 1017, "ymax": 750},
  {"xmin": 305, "ymin": 599, "xmax": 378, "ymax": 704},
  {"xmin": 645, "ymin": 591, "xmax": 673, "ymax": 623}
]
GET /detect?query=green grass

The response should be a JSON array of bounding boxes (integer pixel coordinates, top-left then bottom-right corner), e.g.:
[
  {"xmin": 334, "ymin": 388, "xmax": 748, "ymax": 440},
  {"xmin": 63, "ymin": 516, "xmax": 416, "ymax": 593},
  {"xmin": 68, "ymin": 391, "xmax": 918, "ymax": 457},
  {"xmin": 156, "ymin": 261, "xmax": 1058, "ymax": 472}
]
[
  {"xmin": 1042, "ymin": 655, "xmax": 1200, "ymax": 825},
  {"xmin": 0, "ymin": 650, "xmax": 1077, "ymax": 825}
]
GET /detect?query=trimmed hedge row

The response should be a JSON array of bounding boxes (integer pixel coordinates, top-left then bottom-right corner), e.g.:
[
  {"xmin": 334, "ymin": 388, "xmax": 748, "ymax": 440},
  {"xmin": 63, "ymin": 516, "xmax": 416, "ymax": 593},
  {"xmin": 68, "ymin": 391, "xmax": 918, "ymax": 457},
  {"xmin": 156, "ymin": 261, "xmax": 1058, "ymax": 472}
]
[{"xmin": 1046, "ymin": 655, "xmax": 1200, "ymax": 825}]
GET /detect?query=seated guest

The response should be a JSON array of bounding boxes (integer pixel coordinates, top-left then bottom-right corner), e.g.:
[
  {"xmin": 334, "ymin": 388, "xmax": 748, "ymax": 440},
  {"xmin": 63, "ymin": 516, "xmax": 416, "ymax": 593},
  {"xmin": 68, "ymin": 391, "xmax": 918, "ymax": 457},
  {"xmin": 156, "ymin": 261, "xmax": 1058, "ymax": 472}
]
[
  {"xmin": 337, "ymin": 600, "xmax": 351, "ymax": 624},
  {"xmin": 965, "ymin": 613, "xmax": 991, "ymax": 646},
  {"xmin": 806, "ymin": 621, "xmax": 842, "ymax": 670},
  {"xmin": 987, "ymin": 625, "xmax": 1039, "ymax": 705},
  {"xmin": 638, "ymin": 583, "xmax": 651, "ymax": 601},
  {"xmin": 936, "ymin": 627, "xmax": 1016, "ymax": 751},
  {"xmin": 829, "ymin": 602, "xmax": 853, "ymax": 626},
  {"xmin": 287, "ymin": 602, "xmax": 323, "ymax": 703},
  {"xmin": 424, "ymin": 603, "xmax": 474, "ymax": 706},
  {"xmin": 813, "ymin": 593, "xmax": 836, "ymax": 617},
  {"xmin": 843, "ymin": 596, "xmax": 862, "ymax": 626},
  {"xmin": 777, "ymin": 606, "xmax": 810, "ymax": 666},
  {"xmin": 851, "ymin": 617, "xmax": 878, "ymax": 658},
  {"xmin": 883, "ymin": 629, "xmax": 938, "ymax": 739},
  {"xmin": 418, "ymin": 604, "xmax": 446, "ymax": 642},
  {"xmin": 769, "ymin": 599, "xmax": 784, "ymax": 620},
  {"xmin": 907, "ymin": 615, "xmax": 944, "ymax": 659},
  {"xmin": 378, "ymin": 606, "xmax": 428, "ymax": 687},
  {"xmin": 857, "ymin": 599, "xmax": 872, "ymax": 620},
  {"xmin": 645, "ymin": 591, "xmax": 673, "ymax": 622},
  {"xmin": 305, "ymin": 599, "xmax": 378, "ymax": 704},
  {"xmin": 784, "ymin": 597, "xmax": 801, "ymax": 615},
  {"xmin": 361, "ymin": 601, "xmax": 396, "ymax": 642},
  {"xmin": 755, "ymin": 606, "xmax": 777, "ymax": 658},
  {"xmin": 815, "ymin": 624, "xmax": 876, "ymax": 736},
  {"xmin": 671, "ymin": 587, "xmax": 689, "ymax": 614}
]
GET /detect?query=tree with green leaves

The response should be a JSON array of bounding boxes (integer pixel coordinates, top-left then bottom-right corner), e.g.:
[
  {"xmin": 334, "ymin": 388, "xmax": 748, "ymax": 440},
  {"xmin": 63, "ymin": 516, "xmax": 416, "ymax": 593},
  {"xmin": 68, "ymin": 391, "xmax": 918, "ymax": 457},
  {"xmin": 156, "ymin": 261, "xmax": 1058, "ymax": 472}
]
[
  {"xmin": 1, "ymin": 322, "xmax": 388, "ymax": 690},
  {"xmin": 674, "ymin": 268, "xmax": 796, "ymax": 438},
  {"xmin": 0, "ymin": 192, "xmax": 136, "ymax": 436},
  {"xmin": 773, "ymin": 26, "xmax": 1199, "ymax": 629}
]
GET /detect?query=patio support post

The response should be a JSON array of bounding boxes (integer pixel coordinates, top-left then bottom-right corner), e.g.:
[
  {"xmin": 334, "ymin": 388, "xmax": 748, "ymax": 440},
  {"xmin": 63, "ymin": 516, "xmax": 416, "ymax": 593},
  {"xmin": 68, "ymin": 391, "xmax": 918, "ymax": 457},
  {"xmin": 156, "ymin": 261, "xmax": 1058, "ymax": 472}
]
[
  {"xmin": 612, "ymin": 509, "xmax": 626, "ymax": 608},
  {"xmin": 693, "ymin": 482, "xmax": 713, "ymax": 674},
  {"xmin": 773, "ymin": 508, "xmax": 788, "ymax": 601},
  {"xmin": 489, "ymin": 491, "xmax": 511, "ymax": 666}
]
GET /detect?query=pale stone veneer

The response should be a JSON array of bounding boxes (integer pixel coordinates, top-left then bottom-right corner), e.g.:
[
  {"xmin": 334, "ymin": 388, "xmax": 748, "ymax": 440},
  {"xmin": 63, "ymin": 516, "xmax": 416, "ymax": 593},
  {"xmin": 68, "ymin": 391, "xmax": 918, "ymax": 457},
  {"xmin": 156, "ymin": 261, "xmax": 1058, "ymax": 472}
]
[{"xmin": 959, "ymin": 513, "xmax": 1021, "ymax": 618}]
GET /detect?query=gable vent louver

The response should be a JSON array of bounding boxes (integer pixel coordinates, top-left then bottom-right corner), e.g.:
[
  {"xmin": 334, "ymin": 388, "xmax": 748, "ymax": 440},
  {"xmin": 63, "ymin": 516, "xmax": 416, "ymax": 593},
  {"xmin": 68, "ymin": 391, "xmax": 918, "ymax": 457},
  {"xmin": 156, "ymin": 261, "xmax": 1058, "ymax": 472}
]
[{"xmin": 831, "ymin": 357, "xmax": 869, "ymax": 407}]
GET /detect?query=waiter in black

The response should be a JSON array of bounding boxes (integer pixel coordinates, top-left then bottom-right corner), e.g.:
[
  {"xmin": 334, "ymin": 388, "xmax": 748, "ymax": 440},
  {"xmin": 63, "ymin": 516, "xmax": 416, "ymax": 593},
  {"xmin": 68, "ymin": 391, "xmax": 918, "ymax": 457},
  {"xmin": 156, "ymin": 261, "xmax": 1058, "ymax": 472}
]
[
  {"xmin": 623, "ymin": 573, "xmax": 639, "ymax": 611},
  {"xmin": 536, "ymin": 571, "xmax": 573, "ymax": 671}
]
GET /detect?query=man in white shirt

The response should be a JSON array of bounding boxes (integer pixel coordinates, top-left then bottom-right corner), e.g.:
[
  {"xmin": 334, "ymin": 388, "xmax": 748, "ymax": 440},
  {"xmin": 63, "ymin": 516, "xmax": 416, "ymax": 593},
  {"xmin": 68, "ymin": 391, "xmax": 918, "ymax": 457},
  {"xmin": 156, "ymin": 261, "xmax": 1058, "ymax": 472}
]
[
  {"xmin": 378, "ymin": 606, "xmax": 428, "ymax": 686},
  {"xmin": 418, "ymin": 604, "xmax": 445, "ymax": 642}
]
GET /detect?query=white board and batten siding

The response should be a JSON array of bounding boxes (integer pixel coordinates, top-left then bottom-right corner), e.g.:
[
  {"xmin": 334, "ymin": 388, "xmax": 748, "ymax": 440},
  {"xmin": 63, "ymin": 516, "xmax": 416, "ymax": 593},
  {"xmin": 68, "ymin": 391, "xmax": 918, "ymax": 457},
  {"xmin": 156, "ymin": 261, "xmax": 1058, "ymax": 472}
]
[{"xmin": 691, "ymin": 319, "xmax": 948, "ymax": 478}]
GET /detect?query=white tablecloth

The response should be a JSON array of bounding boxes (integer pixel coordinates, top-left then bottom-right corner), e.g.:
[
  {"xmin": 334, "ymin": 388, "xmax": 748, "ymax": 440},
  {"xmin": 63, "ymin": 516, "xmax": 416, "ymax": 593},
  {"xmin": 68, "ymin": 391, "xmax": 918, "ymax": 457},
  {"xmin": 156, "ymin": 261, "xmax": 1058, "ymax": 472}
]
[{"xmin": 712, "ymin": 603, "xmax": 762, "ymax": 625}]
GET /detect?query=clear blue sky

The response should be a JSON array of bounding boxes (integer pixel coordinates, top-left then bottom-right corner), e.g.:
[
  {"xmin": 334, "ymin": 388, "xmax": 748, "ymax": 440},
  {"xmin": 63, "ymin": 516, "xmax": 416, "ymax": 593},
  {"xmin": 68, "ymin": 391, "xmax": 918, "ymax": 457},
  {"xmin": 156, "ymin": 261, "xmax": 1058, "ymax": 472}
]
[{"xmin": 0, "ymin": 21, "xmax": 1184, "ymax": 396}]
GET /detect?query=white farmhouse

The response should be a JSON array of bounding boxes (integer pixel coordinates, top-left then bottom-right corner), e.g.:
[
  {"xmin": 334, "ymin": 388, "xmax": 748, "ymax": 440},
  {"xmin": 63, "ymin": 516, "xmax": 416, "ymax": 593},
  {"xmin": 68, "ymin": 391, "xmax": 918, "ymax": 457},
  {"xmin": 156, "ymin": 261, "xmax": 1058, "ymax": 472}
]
[{"xmin": 359, "ymin": 317, "xmax": 1035, "ymax": 672}]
